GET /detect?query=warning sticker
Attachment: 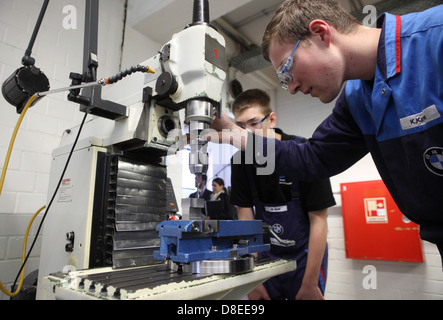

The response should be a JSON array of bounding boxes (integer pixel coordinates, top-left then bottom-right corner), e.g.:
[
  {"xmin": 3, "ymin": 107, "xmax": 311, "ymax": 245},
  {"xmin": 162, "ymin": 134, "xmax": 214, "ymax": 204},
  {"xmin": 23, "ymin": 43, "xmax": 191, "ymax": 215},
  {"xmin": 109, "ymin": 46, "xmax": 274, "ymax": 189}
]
[
  {"xmin": 364, "ymin": 198, "xmax": 388, "ymax": 223},
  {"xmin": 58, "ymin": 178, "xmax": 73, "ymax": 203}
]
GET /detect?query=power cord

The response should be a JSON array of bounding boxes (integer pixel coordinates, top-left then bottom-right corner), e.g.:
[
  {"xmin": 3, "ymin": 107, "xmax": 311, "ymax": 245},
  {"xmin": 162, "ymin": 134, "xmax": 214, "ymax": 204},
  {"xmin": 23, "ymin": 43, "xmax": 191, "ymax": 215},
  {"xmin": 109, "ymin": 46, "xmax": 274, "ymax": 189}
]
[
  {"xmin": 11, "ymin": 112, "xmax": 88, "ymax": 296},
  {"xmin": 0, "ymin": 206, "xmax": 46, "ymax": 297},
  {"xmin": 0, "ymin": 64, "xmax": 153, "ymax": 297},
  {"xmin": 0, "ymin": 94, "xmax": 87, "ymax": 297}
]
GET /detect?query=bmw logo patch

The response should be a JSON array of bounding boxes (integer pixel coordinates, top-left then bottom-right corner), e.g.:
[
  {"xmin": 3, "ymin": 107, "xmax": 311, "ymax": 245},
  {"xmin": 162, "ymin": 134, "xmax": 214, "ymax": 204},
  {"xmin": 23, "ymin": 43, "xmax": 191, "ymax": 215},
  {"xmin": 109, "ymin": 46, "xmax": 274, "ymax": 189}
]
[
  {"xmin": 423, "ymin": 147, "xmax": 443, "ymax": 176},
  {"xmin": 272, "ymin": 224, "xmax": 284, "ymax": 236}
]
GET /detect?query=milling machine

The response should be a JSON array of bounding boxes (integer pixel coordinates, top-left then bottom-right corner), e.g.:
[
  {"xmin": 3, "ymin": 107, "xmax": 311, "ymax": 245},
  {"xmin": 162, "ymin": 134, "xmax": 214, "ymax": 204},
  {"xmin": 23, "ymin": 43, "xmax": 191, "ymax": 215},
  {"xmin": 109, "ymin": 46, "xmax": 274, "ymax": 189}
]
[{"xmin": 34, "ymin": 0, "xmax": 296, "ymax": 300}]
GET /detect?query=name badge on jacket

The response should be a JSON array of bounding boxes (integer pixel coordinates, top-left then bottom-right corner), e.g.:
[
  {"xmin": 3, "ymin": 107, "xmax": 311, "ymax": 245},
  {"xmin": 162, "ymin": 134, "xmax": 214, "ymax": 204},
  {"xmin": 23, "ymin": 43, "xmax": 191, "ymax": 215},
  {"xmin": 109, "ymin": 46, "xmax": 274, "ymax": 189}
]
[{"xmin": 265, "ymin": 205, "xmax": 288, "ymax": 213}]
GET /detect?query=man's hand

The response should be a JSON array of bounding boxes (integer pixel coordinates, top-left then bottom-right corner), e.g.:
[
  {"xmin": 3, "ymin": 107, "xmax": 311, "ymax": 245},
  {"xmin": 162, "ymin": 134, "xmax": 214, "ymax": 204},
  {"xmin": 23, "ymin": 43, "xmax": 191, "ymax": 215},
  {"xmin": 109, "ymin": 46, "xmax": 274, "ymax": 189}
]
[
  {"xmin": 210, "ymin": 111, "xmax": 237, "ymax": 131},
  {"xmin": 247, "ymin": 284, "xmax": 271, "ymax": 300},
  {"xmin": 296, "ymin": 283, "xmax": 325, "ymax": 300},
  {"xmin": 207, "ymin": 111, "xmax": 248, "ymax": 150}
]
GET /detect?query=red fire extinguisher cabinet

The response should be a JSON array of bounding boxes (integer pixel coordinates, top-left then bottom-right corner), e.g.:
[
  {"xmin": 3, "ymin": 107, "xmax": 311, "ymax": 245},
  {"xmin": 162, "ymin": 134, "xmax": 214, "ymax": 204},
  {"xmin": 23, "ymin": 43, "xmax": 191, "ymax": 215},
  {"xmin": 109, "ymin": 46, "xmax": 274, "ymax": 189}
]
[{"xmin": 340, "ymin": 180, "xmax": 423, "ymax": 262}]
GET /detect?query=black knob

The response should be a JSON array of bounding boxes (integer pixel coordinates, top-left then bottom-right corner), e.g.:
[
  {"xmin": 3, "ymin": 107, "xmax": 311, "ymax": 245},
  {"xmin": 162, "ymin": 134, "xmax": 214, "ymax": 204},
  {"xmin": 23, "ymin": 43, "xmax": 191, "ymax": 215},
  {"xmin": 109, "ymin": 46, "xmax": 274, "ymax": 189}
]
[
  {"xmin": 155, "ymin": 72, "xmax": 178, "ymax": 97},
  {"xmin": 65, "ymin": 243, "xmax": 74, "ymax": 253}
]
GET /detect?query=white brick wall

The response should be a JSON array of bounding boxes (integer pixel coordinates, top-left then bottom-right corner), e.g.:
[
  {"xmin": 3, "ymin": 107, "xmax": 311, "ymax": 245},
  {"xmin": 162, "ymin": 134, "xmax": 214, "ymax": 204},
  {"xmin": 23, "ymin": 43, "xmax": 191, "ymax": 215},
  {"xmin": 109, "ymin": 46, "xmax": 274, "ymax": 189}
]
[
  {"xmin": 0, "ymin": 0, "xmax": 126, "ymax": 299},
  {"xmin": 274, "ymin": 89, "xmax": 443, "ymax": 300}
]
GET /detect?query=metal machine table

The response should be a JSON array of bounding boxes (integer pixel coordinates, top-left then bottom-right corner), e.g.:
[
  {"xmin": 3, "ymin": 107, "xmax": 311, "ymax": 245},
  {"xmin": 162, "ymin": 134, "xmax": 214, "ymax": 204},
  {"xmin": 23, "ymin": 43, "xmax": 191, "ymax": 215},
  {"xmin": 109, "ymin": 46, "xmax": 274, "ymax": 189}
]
[{"xmin": 38, "ymin": 258, "xmax": 296, "ymax": 300}]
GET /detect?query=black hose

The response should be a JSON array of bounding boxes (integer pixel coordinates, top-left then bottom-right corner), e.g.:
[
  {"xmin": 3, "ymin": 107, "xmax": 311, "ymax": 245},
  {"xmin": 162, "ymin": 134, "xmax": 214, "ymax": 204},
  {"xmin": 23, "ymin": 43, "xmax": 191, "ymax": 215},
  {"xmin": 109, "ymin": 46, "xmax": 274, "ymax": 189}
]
[{"xmin": 104, "ymin": 65, "xmax": 152, "ymax": 85}]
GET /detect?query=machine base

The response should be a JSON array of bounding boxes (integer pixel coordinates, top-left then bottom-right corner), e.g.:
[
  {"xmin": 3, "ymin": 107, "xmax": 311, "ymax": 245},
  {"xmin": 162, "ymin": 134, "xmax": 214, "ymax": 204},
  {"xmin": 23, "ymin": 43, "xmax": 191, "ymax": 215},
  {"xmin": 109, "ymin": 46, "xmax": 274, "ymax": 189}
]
[{"xmin": 37, "ymin": 258, "xmax": 296, "ymax": 300}]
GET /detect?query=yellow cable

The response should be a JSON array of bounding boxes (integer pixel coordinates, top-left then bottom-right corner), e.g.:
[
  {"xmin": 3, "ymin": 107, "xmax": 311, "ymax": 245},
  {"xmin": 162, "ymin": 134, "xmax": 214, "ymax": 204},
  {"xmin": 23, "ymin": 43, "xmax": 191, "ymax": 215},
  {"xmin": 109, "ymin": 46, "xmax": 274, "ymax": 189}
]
[
  {"xmin": 0, "ymin": 94, "xmax": 44, "ymax": 297},
  {"xmin": 0, "ymin": 69, "xmax": 149, "ymax": 296},
  {"xmin": 0, "ymin": 94, "xmax": 37, "ymax": 195},
  {"xmin": 0, "ymin": 206, "xmax": 46, "ymax": 297}
]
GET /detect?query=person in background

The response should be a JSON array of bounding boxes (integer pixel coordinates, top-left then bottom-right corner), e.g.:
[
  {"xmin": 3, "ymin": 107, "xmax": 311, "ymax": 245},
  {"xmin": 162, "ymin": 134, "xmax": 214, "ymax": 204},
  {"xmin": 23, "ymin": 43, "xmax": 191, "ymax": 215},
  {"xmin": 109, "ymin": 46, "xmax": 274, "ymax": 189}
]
[
  {"xmin": 189, "ymin": 174, "xmax": 212, "ymax": 218},
  {"xmin": 230, "ymin": 89, "xmax": 335, "ymax": 300},
  {"xmin": 209, "ymin": 178, "xmax": 237, "ymax": 220},
  {"xmin": 189, "ymin": 174, "xmax": 212, "ymax": 201}
]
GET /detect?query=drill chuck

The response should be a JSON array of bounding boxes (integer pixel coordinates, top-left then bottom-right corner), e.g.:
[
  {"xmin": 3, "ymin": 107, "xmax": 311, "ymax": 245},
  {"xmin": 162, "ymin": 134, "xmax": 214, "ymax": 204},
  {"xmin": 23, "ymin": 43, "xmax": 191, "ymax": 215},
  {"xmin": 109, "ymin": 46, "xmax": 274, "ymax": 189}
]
[{"xmin": 185, "ymin": 100, "xmax": 214, "ymax": 176}]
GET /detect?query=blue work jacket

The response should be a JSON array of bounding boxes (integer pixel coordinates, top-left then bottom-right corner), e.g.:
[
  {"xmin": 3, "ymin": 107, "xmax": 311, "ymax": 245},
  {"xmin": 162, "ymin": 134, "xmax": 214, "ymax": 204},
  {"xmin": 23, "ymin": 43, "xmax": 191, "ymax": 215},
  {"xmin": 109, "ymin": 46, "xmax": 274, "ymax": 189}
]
[{"xmin": 250, "ymin": 5, "xmax": 443, "ymax": 244}]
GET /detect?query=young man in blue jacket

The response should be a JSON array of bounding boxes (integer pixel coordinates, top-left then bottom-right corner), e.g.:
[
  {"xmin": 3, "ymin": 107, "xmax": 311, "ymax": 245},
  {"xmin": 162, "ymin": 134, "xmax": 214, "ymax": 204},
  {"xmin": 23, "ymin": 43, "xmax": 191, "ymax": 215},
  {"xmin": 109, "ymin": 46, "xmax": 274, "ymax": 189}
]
[{"xmin": 209, "ymin": 1, "xmax": 443, "ymax": 265}]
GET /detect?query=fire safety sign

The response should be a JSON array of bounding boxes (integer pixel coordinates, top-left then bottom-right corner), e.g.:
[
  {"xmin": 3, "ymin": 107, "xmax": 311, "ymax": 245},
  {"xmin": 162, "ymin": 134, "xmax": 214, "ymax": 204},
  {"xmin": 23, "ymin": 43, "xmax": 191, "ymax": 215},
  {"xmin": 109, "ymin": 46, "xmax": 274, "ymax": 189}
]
[
  {"xmin": 364, "ymin": 198, "xmax": 387, "ymax": 223},
  {"xmin": 340, "ymin": 180, "xmax": 423, "ymax": 262}
]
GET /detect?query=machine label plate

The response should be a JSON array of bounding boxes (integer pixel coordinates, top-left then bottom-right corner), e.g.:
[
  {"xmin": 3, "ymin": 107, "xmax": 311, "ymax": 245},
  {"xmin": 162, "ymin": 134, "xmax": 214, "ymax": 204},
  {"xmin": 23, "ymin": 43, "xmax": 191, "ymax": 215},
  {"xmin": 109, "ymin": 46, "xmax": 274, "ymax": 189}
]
[{"xmin": 205, "ymin": 34, "xmax": 226, "ymax": 71}]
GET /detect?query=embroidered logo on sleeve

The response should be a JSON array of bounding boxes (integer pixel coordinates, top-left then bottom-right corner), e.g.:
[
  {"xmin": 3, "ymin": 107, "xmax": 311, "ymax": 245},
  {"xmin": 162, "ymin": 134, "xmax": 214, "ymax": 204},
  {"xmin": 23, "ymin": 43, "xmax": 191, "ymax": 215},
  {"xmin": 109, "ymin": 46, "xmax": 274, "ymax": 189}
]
[
  {"xmin": 400, "ymin": 104, "xmax": 440, "ymax": 130},
  {"xmin": 423, "ymin": 147, "xmax": 443, "ymax": 176}
]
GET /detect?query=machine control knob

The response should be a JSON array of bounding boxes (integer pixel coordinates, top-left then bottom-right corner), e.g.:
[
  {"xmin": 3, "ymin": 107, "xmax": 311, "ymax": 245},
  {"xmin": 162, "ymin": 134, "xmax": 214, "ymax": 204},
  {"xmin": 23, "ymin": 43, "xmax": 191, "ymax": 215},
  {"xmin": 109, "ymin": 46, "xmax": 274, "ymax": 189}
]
[
  {"xmin": 155, "ymin": 72, "xmax": 178, "ymax": 97},
  {"xmin": 65, "ymin": 231, "xmax": 75, "ymax": 252},
  {"xmin": 65, "ymin": 243, "xmax": 74, "ymax": 253}
]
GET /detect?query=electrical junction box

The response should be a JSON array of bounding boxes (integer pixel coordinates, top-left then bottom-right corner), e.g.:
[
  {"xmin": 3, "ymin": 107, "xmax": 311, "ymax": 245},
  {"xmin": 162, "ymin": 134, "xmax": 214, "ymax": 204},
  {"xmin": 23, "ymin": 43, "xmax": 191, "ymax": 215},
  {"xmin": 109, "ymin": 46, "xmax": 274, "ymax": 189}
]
[{"xmin": 340, "ymin": 180, "xmax": 423, "ymax": 262}]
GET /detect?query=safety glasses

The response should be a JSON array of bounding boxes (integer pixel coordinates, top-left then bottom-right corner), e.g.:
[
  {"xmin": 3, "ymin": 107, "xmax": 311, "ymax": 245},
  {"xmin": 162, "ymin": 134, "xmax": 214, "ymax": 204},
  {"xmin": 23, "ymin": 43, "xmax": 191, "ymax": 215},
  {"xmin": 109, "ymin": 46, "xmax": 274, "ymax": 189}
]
[
  {"xmin": 276, "ymin": 39, "xmax": 300, "ymax": 90},
  {"xmin": 236, "ymin": 113, "xmax": 271, "ymax": 130}
]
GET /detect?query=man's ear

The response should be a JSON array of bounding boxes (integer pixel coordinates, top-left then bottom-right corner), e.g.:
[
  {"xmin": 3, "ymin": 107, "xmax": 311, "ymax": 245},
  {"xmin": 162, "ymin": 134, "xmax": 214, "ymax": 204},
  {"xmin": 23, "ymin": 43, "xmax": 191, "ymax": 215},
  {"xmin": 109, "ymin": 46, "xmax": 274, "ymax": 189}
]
[
  {"xmin": 268, "ymin": 112, "xmax": 277, "ymax": 129},
  {"xmin": 308, "ymin": 19, "xmax": 332, "ymax": 46}
]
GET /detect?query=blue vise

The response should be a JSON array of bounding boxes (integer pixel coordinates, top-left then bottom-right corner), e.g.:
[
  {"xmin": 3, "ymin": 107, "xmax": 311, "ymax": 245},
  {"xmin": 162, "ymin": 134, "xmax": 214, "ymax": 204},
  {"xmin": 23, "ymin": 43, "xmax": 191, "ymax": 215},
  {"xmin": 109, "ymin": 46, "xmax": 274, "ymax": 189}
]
[{"xmin": 154, "ymin": 220, "xmax": 270, "ymax": 263}]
